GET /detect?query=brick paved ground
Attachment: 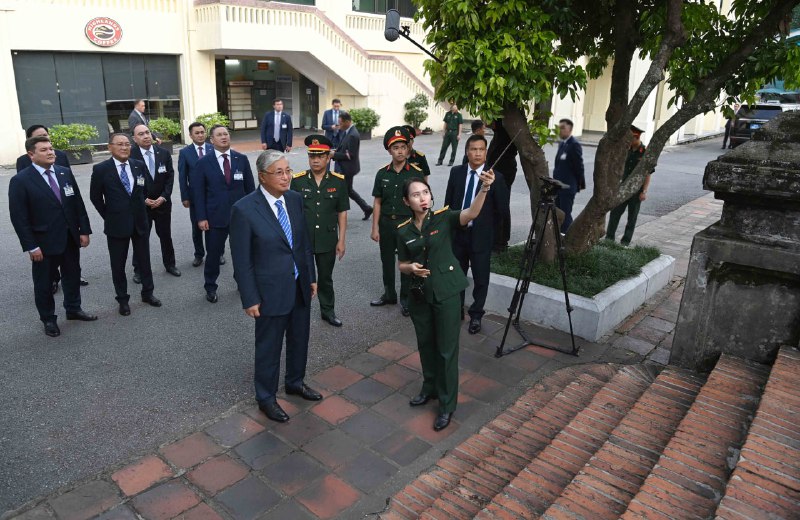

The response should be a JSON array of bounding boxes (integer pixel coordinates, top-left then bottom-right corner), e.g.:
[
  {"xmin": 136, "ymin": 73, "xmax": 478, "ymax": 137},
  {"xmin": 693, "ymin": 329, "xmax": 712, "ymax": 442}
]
[{"xmin": 3, "ymin": 194, "xmax": 723, "ymax": 520}]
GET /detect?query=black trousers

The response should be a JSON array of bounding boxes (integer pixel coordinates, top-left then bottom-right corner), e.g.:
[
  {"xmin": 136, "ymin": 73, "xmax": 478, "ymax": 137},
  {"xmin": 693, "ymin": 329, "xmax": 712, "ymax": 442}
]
[
  {"xmin": 189, "ymin": 202, "xmax": 206, "ymax": 259},
  {"xmin": 253, "ymin": 281, "xmax": 310, "ymax": 403},
  {"xmin": 32, "ymin": 238, "xmax": 81, "ymax": 322},
  {"xmin": 345, "ymin": 172, "xmax": 371, "ymax": 213},
  {"xmin": 204, "ymin": 226, "xmax": 229, "ymax": 293},
  {"xmin": 453, "ymin": 235, "xmax": 491, "ymax": 319},
  {"xmin": 133, "ymin": 209, "xmax": 175, "ymax": 271},
  {"xmin": 555, "ymin": 191, "xmax": 576, "ymax": 233},
  {"xmin": 495, "ymin": 168, "xmax": 517, "ymax": 248},
  {"xmin": 107, "ymin": 233, "xmax": 153, "ymax": 303}
]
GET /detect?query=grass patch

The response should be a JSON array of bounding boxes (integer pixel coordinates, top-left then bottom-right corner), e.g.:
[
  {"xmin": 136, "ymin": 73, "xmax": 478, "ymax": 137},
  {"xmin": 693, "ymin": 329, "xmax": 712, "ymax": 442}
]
[{"xmin": 491, "ymin": 240, "xmax": 661, "ymax": 298}]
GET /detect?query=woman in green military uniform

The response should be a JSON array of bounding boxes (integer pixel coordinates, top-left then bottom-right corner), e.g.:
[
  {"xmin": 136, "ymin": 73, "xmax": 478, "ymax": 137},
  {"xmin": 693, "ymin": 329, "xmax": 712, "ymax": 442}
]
[{"xmin": 396, "ymin": 170, "xmax": 495, "ymax": 431}]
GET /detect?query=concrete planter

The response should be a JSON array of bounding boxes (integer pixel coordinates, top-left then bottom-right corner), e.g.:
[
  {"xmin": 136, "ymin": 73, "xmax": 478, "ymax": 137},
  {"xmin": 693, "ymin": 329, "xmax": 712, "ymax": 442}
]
[{"xmin": 473, "ymin": 254, "xmax": 675, "ymax": 342}]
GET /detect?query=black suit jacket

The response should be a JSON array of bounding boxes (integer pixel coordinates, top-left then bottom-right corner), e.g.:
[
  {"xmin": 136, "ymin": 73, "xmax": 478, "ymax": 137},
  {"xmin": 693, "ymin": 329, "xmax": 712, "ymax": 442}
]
[
  {"xmin": 444, "ymin": 164, "xmax": 510, "ymax": 253},
  {"xmin": 332, "ymin": 126, "xmax": 361, "ymax": 175},
  {"xmin": 552, "ymin": 136, "xmax": 585, "ymax": 194},
  {"xmin": 89, "ymin": 157, "xmax": 151, "ymax": 238},
  {"xmin": 260, "ymin": 111, "xmax": 293, "ymax": 150},
  {"xmin": 230, "ymin": 189, "xmax": 316, "ymax": 315},
  {"xmin": 190, "ymin": 149, "xmax": 256, "ymax": 228},
  {"xmin": 130, "ymin": 145, "xmax": 175, "ymax": 214},
  {"xmin": 9, "ymin": 165, "xmax": 92, "ymax": 255},
  {"xmin": 178, "ymin": 142, "xmax": 214, "ymax": 202},
  {"xmin": 16, "ymin": 150, "xmax": 71, "ymax": 172}
]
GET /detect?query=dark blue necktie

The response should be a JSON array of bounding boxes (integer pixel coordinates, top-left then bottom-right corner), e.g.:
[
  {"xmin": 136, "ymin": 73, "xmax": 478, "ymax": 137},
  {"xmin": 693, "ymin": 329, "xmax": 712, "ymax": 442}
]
[
  {"xmin": 463, "ymin": 169, "xmax": 477, "ymax": 209},
  {"xmin": 276, "ymin": 200, "xmax": 299, "ymax": 279},
  {"xmin": 119, "ymin": 163, "xmax": 132, "ymax": 194}
]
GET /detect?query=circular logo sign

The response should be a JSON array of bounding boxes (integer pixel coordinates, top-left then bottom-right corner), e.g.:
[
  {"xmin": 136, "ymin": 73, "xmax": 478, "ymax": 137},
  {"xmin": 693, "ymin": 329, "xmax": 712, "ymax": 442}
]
[{"xmin": 85, "ymin": 17, "xmax": 122, "ymax": 47}]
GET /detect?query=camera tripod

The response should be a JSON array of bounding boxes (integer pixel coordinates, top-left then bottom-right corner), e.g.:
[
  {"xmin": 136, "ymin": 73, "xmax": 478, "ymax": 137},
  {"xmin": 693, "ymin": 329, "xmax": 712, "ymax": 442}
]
[{"xmin": 495, "ymin": 185, "xmax": 579, "ymax": 358}]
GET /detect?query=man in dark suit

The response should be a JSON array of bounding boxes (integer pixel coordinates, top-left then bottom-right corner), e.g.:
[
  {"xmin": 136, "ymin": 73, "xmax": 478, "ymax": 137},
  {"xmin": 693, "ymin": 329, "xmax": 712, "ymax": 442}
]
[
  {"xmin": 16, "ymin": 124, "xmax": 89, "ymax": 292},
  {"xmin": 90, "ymin": 133, "xmax": 162, "ymax": 316},
  {"xmin": 230, "ymin": 150, "xmax": 322, "ymax": 423},
  {"xmin": 260, "ymin": 99, "xmax": 293, "ymax": 152},
  {"xmin": 321, "ymin": 98, "xmax": 342, "ymax": 148},
  {"xmin": 127, "ymin": 99, "xmax": 161, "ymax": 144},
  {"xmin": 553, "ymin": 118, "xmax": 585, "ymax": 233},
  {"xmin": 178, "ymin": 122, "xmax": 214, "ymax": 267},
  {"xmin": 191, "ymin": 124, "xmax": 256, "ymax": 303},
  {"xmin": 9, "ymin": 136, "xmax": 97, "ymax": 337},
  {"xmin": 444, "ymin": 134, "xmax": 510, "ymax": 334},
  {"xmin": 486, "ymin": 119, "xmax": 518, "ymax": 252},
  {"xmin": 129, "ymin": 123, "xmax": 179, "ymax": 279},
  {"xmin": 331, "ymin": 111, "xmax": 372, "ymax": 220}
]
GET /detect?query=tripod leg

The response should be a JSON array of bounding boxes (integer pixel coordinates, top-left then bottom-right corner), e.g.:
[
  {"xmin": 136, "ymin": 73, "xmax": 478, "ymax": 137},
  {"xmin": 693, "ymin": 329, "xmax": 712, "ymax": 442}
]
[{"xmin": 550, "ymin": 206, "xmax": 579, "ymax": 355}]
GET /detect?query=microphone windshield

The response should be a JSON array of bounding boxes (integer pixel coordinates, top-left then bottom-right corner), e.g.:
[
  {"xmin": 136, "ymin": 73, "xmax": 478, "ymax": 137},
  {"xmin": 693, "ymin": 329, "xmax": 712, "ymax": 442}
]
[{"xmin": 384, "ymin": 9, "xmax": 401, "ymax": 42}]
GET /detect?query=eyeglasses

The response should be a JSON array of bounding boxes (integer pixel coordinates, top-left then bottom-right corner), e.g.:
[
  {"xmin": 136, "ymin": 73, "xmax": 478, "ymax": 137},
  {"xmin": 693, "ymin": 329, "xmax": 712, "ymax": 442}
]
[
  {"xmin": 264, "ymin": 168, "xmax": 293, "ymax": 178},
  {"xmin": 110, "ymin": 142, "xmax": 131, "ymax": 147}
]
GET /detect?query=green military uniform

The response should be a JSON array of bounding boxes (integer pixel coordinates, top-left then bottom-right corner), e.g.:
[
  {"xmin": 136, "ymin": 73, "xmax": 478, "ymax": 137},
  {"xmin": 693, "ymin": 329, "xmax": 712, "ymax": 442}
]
[
  {"xmin": 372, "ymin": 160, "xmax": 423, "ymax": 305},
  {"xmin": 290, "ymin": 135, "xmax": 350, "ymax": 320},
  {"xmin": 397, "ymin": 206, "xmax": 469, "ymax": 414},
  {"xmin": 438, "ymin": 111, "xmax": 463, "ymax": 165},
  {"xmin": 403, "ymin": 125, "xmax": 431, "ymax": 178},
  {"xmin": 605, "ymin": 142, "xmax": 650, "ymax": 245}
]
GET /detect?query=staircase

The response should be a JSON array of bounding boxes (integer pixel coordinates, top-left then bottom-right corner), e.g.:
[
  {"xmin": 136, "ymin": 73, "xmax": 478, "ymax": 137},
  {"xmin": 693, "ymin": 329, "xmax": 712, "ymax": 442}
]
[{"xmin": 382, "ymin": 347, "xmax": 800, "ymax": 520}]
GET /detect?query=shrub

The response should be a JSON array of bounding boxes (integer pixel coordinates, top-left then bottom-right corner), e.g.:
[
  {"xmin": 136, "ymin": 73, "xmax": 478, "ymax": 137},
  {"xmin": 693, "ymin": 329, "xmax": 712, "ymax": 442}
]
[
  {"xmin": 149, "ymin": 117, "xmax": 182, "ymax": 140},
  {"xmin": 350, "ymin": 107, "xmax": 380, "ymax": 133},
  {"xmin": 48, "ymin": 124, "xmax": 99, "ymax": 152},
  {"xmin": 403, "ymin": 93, "xmax": 429, "ymax": 129},
  {"xmin": 195, "ymin": 112, "xmax": 231, "ymax": 130}
]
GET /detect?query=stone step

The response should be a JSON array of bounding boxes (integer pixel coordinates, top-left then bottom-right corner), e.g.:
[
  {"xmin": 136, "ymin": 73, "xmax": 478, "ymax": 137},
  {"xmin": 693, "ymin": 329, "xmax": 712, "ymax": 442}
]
[
  {"xmin": 417, "ymin": 364, "xmax": 640, "ymax": 519},
  {"xmin": 620, "ymin": 354, "xmax": 769, "ymax": 520},
  {"xmin": 474, "ymin": 365, "xmax": 657, "ymax": 519},
  {"xmin": 540, "ymin": 366, "xmax": 706, "ymax": 519},
  {"xmin": 381, "ymin": 364, "xmax": 619, "ymax": 519},
  {"xmin": 714, "ymin": 346, "xmax": 800, "ymax": 520}
]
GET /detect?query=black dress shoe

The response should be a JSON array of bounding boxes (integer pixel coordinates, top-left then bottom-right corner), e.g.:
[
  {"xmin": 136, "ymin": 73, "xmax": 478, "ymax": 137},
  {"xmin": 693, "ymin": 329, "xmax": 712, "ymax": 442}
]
[
  {"xmin": 166, "ymin": 266, "xmax": 181, "ymax": 277},
  {"xmin": 119, "ymin": 302, "xmax": 131, "ymax": 316},
  {"xmin": 370, "ymin": 296, "xmax": 397, "ymax": 306},
  {"xmin": 192, "ymin": 257, "xmax": 203, "ymax": 267},
  {"xmin": 322, "ymin": 315, "xmax": 343, "ymax": 327},
  {"xmin": 44, "ymin": 321, "xmax": 60, "ymax": 337},
  {"xmin": 66, "ymin": 310, "xmax": 98, "ymax": 321},
  {"xmin": 447, "ymin": 162, "xmax": 454, "ymax": 166},
  {"xmin": 401, "ymin": 304, "xmax": 410, "ymax": 317},
  {"xmin": 206, "ymin": 292, "xmax": 218, "ymax": 303},
  {"xmin": 132, "ymin": 272, "xmax": 142, "ymax": 284},
  {"xmin": 434, "ymin": 412, "xmax": 452, "ymax": 431},
  {"xmin": 142, "ymin": 295, "xmax": 162, "ymax": 307},
  {"xmin": 362, "ymin": 207, "xmax": 373, "ymax": 221},
  {"xmin": 286, "ymin": 384, "xmax": 323, "ymax": 401},
  {"xmin": 435, "ymin": 161, "xmax": 442, "ymax": 166},
  {"xmin": 259, "ymin": 400, "xmax": 289, "ymax": 423},
  {"xmin": 219, "ymin": 255, "xmax": 226, "ymax": 265},
  {"xmin": 80, "ymin": 278, "xmax": 89, "ymax": 287},
  {"xmin": 51, "ymin": 281, "xmax": 60, "ymax": 294},
  {"xmin": 468, "ymin": 317, "xmax": 482, "ymax": 334},
  {"xmin": 409, "ymin": 394, "xmax": 437, "ymax": 406}
]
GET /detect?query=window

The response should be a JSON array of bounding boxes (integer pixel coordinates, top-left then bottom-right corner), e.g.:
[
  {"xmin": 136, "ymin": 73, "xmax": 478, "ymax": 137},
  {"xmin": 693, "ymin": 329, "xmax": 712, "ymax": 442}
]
[{"xmin": 353, "ymin": 0, "xmax": 417, "ymax": 18}]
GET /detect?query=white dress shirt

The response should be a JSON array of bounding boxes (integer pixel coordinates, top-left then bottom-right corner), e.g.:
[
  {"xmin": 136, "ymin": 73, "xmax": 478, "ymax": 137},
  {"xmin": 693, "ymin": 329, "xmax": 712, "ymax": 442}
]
[
  {"xmin": 462, "ymin": 163, "xmax": 485, "ymax": 208},
  {"xmin": 260, "ymin": 186, "xmax": 290, "ymax": 226},
  {"xmin": 113, "ymin": 157, "xmax": 135, "ymax": 189},
  {"xmin": 274, "ymin": 112, "xmax": 282, "ymax": 141},
  {"xmin": 214, "ymin": 148, "xmax": 231, "ymax": 176}
]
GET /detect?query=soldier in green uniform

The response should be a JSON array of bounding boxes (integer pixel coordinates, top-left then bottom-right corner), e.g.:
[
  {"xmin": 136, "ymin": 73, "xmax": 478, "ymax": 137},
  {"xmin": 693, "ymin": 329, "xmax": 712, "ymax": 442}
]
[
  {"xmin": 436, "ymin": 102, "xmax": 463, "ymax": 166},
  {"xmin": 370, "ymin": 127, "xmax": 424, "ymax": 316},
  {"xmin": 605, "ymin": 125, "xmax": 654, "ymax": 246},
  {"xmin": 397, "ymin": 170, "xmax": 496, "ymax": 431},
  {"xmin": 290, "ymin": 135, "xmax": 349, "ymax": 327},
  {"xmin": 403, "ymin": 125, "xmax": 431, "ymax": 179}
]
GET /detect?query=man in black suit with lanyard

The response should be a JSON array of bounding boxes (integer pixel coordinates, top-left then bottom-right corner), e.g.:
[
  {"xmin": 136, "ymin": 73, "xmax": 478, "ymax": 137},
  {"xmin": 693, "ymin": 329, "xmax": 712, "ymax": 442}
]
[
  {"xmin": 9, "ymin": 136, "xmax": 97, "ymax": 337},
  {"xmin": 444, "ymin": 134, "xmax": 510, "ymax": 334},
  {"xmin": 129, "ymin": 123, "xmax": 180, "ymax": 280},
  {"xmin": 90, "ymin": 133, "xmax": 162, "ymax": 316}
]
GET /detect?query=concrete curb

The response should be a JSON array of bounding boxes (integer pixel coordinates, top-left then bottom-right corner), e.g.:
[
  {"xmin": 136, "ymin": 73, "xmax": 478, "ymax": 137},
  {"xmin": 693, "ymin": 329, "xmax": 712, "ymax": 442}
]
[{"xmin": 474, "ymin": 254, "xmax": 675, "ymax": 342}]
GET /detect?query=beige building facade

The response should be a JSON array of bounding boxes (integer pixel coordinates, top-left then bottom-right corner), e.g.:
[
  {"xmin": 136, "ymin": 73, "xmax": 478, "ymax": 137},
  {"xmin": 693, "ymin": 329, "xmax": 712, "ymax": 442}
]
[{"xmin": 0, "ymin": 0, "xmax": 728, "ymax": 165}]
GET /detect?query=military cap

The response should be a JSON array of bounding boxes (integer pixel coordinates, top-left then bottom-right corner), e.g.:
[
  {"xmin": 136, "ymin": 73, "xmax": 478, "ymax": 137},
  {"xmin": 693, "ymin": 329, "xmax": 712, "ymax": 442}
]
[
  {"xmin": 630, "ymin": 125, "xmax": 645, "ymax": 136},
  {"xmin": 304, "ymin": 134, "xmax": 333, "ymax": 154},
  {"xmin": 402, "ymin": 125, "xmax": 418, "ymax": 138},
  {"xmin": 384, "ymin": 126, "xmax": 411, "ymax": 149}
]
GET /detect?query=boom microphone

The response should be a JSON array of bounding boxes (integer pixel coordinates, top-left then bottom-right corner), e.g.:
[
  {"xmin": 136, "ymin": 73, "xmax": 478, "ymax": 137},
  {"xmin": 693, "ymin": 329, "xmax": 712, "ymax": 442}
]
[{"xmin": 384, "ymin": 9, "xmax": 401, "ymax": 42}]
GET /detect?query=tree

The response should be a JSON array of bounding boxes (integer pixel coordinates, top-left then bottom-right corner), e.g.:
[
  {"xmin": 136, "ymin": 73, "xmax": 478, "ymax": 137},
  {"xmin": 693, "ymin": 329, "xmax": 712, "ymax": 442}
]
[
  {"xmin": 404, "ymin": 93, "xmax": 430, "ymax": 129},
  {"xmin": 416, "ymin": 0, "xmax": 800, "ymax": 255}
]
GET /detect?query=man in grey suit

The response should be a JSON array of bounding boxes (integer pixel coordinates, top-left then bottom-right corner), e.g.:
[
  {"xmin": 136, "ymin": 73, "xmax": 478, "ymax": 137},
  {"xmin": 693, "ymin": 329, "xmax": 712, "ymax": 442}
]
[
  {"xmin": 332, "ymin": 112, "xmax": 372, "ymax": 220},
  {"xmin": 127, "ymin": 99, "xmax": 161, "ymax": 144}
]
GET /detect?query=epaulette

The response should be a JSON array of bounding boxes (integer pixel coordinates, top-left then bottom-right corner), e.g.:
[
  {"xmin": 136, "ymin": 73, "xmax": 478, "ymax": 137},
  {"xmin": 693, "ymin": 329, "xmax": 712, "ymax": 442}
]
[
  {"xmin": 292, "ymin": 170, "xmax": 308, "ymax": 179},
  {"xmin": 433, "ymin": 205, "xmax": 449, "ymax": 215},
  {"xmin": 330, "ymin": 172, "xmax": 345, "ymax": 180},
  {"xmin": 397, "ymin": 218, "xmax": 412, "ymax": 229},
  {"xmin": 410, "ymin": 163, "xmax": 423, "ymax": 172},
  {"xmin": 415, "ymin": 150, "xmax": 425, "ymax": 156},
  {"xmin": 384, "ymin": 163, "xmax": 392, "ymax": 171}
]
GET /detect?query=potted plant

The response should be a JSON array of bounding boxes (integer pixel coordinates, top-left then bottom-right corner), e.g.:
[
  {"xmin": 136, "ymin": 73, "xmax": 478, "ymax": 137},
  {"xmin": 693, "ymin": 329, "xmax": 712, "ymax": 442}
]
[
  {"xmin": 350, "ymin": 107, "xmax": 380, "ymax": 140},
  {"xmin": 148, "ymin": 117, "xmax": 182, "ymax": 152},
  {"xmin": 48, "ymin": 123, "xmax": 99, "ymax": 165},
  {"xmin": 403, "ymin": 93, "xmax": 429, "ymax": 133},
  {"xmin": 195, "ymin": 112, "xmax": 231, "ymax": 131}
]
